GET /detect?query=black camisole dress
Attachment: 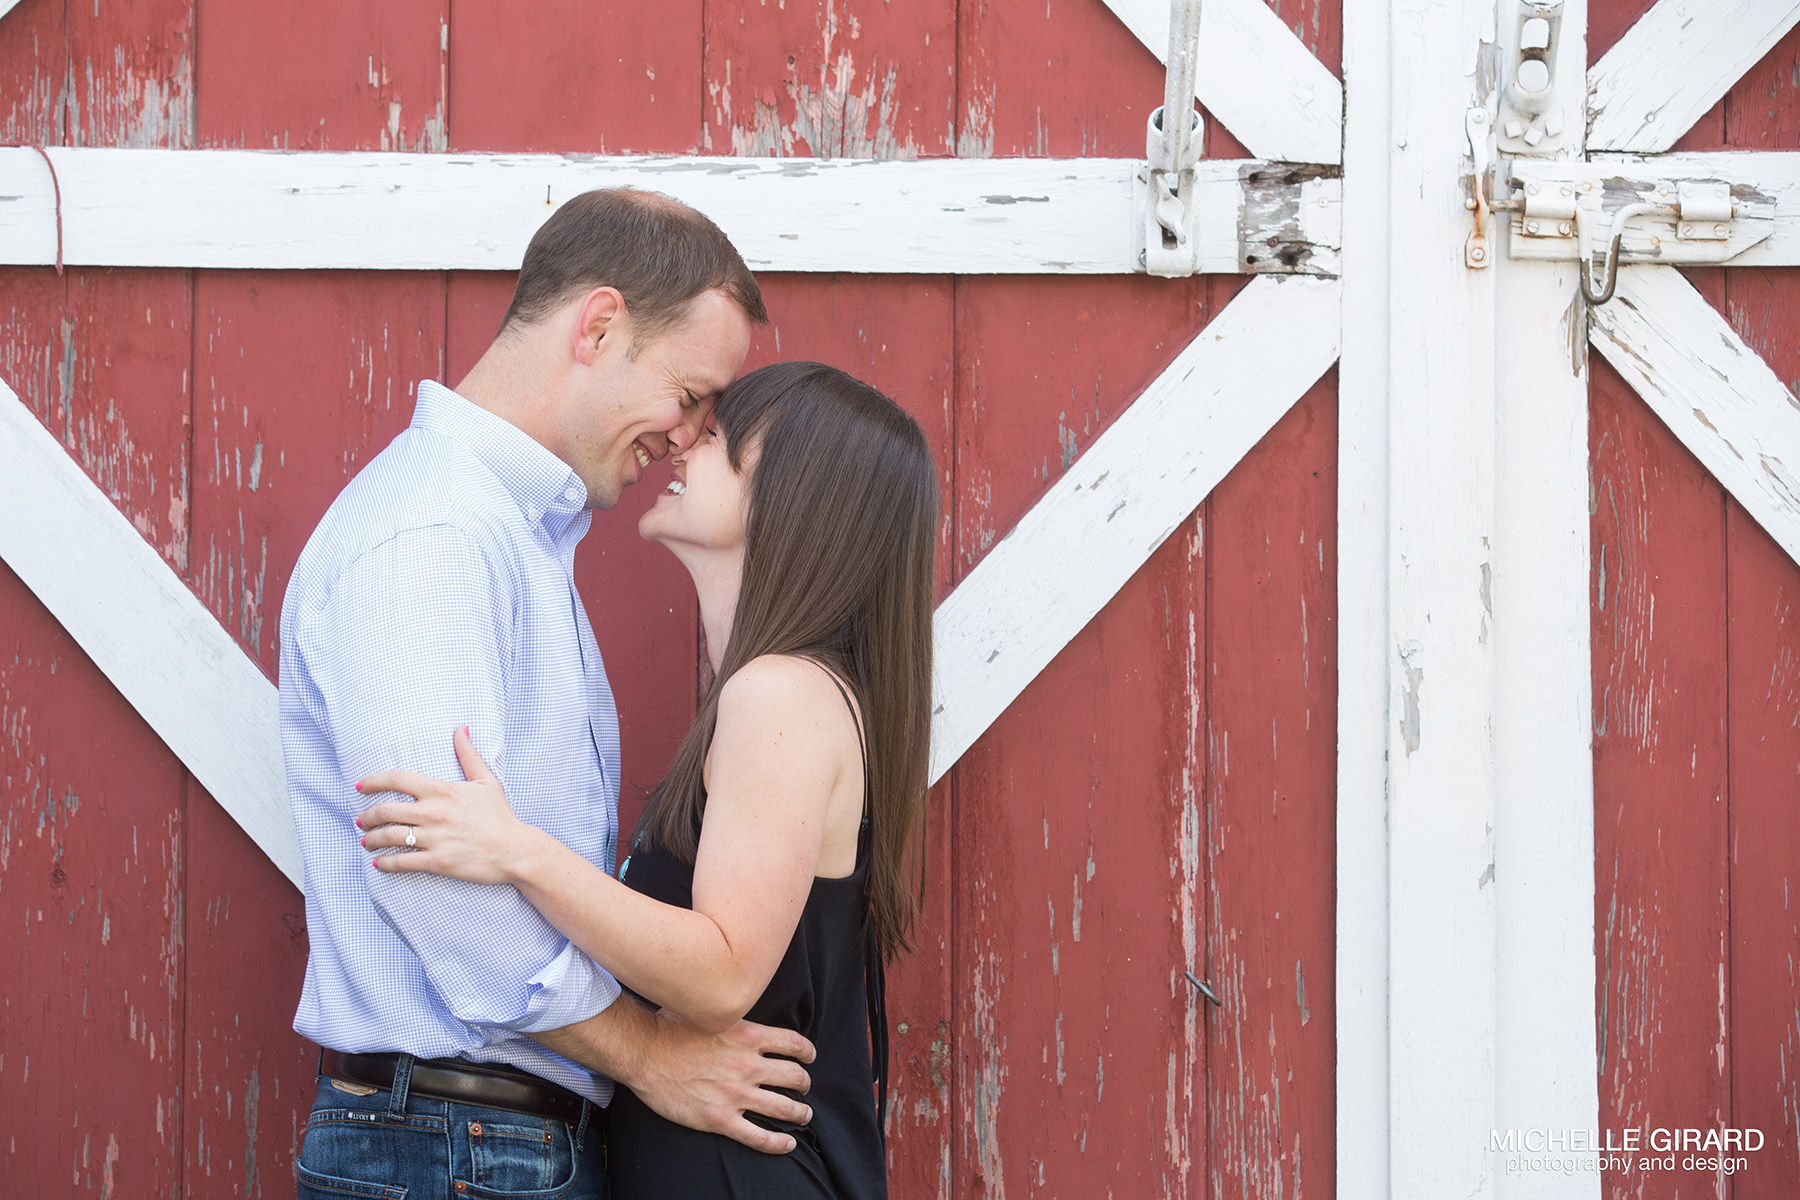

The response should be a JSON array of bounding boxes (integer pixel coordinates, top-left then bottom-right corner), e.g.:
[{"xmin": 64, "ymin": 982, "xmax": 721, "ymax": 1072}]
[{"xmin": 604, "ymin": 800, "xmax": 889, "ymax": 1199}]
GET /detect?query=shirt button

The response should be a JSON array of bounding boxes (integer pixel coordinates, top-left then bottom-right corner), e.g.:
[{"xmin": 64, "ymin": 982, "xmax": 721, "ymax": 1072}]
[{"xmin": 564, "ymin": 487, "xmax": 580, "ymax": 503}]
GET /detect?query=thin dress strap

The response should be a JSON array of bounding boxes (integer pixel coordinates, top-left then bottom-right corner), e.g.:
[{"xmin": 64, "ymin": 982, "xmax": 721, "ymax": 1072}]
[{"xmin": 807, "ymin": 660, "xmax": 889, "ymax": 1144}]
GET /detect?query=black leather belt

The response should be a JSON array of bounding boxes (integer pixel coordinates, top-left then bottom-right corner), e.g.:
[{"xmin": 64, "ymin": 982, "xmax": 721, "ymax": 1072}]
[{"xmin": 320, "ymin": 1048, "xmax": 589, "ymax": 1126}]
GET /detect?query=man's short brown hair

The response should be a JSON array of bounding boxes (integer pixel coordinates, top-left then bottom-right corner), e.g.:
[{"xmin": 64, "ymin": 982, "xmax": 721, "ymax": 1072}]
[{"xmin": 500, "ymin": 188, "xmax": 768, "ymax": 349}]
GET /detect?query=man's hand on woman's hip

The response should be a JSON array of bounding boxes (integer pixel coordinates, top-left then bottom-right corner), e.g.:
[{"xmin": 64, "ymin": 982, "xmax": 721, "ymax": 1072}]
[{"xmin": 533, "ymin": 996, "xmax": 816, "ymax": 1155}]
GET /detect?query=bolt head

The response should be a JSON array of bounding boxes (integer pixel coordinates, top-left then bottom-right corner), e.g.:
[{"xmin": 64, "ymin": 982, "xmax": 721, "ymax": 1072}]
[
  {"xmin": 1473, "ymin": 110, "xmax": 1488, "ymax": 123},
  {"xmin": 1470, "ymin": 246, "xmax": 1487, "ymax": 261},
  {"xmin": 1680, "ymin": 223, "xmax": 1693, "ymax": 236},
  {"xmin": 1562, "ymin": 184, "xmax": 1575, "ymax": 197},
  {"xmin": 1527, "ymin": 182, "xmax": 1539, "ymax": 195},
  {"xmin": 1715, "ymin": 224, "xmax": 1729, "ymax": 237},
  {"xmin": 1559, "ymin": 221, "xmax": 1573, "ymax": 236},
  {"xmin": 1526, "ymin": 220, "xmax": 1541, "ymax": 233}
]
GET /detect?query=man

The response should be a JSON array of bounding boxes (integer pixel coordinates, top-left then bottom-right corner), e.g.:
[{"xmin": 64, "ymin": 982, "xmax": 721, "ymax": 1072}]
[{"xmin": 281, "ymin": 189, "xmax": 812, "ymax": 1199}]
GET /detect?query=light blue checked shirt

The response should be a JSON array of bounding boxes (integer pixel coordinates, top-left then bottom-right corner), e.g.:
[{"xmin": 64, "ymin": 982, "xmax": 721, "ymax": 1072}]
[{"xmin": 282, "ymin": 379, "xmax": 623, "ymax": 1104}]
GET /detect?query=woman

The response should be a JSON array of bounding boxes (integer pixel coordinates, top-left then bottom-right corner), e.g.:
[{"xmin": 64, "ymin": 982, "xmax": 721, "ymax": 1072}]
[{"xmin": 352, "ymin": 360, "xmax": 937, "ymax": 1199}]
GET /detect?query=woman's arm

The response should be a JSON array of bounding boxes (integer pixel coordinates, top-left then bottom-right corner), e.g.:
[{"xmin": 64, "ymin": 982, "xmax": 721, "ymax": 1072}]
[{"xmin": 355, "ymin": 655, "xmax": 857, "ymax": 1033}]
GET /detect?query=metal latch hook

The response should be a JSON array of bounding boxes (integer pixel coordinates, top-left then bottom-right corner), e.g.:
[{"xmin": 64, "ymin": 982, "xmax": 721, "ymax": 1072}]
[{"xmin": 1575, "ymin": 202, "xmax": 1661, "ymax": 305}]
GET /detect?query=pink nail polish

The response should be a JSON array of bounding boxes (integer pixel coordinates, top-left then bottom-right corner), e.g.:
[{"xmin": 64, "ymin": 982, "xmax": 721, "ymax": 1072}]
[{"xmin": 355, "ymin": 782, "xmax": 363, "ymax": 792}]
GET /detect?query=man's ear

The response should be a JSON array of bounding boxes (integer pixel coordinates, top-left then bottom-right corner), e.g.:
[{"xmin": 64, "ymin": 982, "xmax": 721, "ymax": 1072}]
[{"xmin": 572, "ymin": 286, "xmax": 628, "ymax": 366}]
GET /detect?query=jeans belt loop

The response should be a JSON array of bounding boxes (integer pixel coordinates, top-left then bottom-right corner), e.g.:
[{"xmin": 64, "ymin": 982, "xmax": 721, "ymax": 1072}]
[
  {"xmin": 573, "ymin": 1097, "xmax": 593, "ymax": 1151},
  {"xmin": 389, "ymin": 1052, "xmax": 416, "ymax": 1117}
]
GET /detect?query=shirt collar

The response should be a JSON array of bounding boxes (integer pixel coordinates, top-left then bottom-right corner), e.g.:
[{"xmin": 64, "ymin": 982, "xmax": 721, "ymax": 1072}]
[{"xmin": 412, "ymin": 380, "xmax": 590, "ymax": 542}]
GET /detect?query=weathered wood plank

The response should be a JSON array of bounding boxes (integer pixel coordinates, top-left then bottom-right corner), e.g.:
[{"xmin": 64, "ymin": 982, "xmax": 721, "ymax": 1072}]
[
  {"xmin": 0, "ymin": 0, "xmax": 65, "ymax": 145},
  {"xmin": 1724, "ymin": 499, "xmax": 1800, "ymax": 1195},
  {"xmin": 928, "ymin": 273, "xmax": 1341, "ymax": 785},
  {"xmin": 0, "ymin": 148, "xmax": 1342, "ymax": 276},
  {"xmin": 1588, "ymin": 341, "xmax": 1732, "ymax": 1196},
  {"xmin": 1204, "ymin": 371, "xmax": 1338, "ymax": 1200},
  {"xmin": 1719, "ymin": 40, "xmax": 1800, "ymax": 1164},
  {"xmin": 1492, "ymin": 6, "xmax": 1601, "ymax": 1196},
  {"xmin": 949, "ymin": 271, "xmax": 1218, "ymax": 1198},
  {"xmin": 1334, "ymin": 0, "xmax": 1390, "ymax": 1189},
  {"xmin": 1588, "ymin": 265, "xmax": 1800, "ymax": 570},
  {"xmin": 1587, "ymin": 0, "xmax": 1800, "ymax": 152},
  {"xmin": 1098, "ymin": 0, "xmax": 1344, "ymax": 165},
  {"xmin": 1383, "ymin": 1, "xmax": 1497, "ymax": 1193},
  {"xmin": 65, "ymin": 0, "xmax": 193, "ymax": 148},
  {"xmin": 0, "ymin": 561, "xmax": 189, "ymax": 1197}
]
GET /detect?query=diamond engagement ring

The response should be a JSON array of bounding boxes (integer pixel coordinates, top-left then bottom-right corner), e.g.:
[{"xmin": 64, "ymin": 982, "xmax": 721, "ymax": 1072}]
[{"xmin": 404, "ymin": 829, "xmax": 417, "ymax": 848}]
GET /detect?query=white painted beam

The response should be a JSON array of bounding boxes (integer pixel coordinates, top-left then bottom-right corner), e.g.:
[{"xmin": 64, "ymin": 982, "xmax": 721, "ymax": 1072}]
[
  {"xmin": 1590, "ymin": 265, "xmax": 1800, "ymax": 569},
  {"xmin": 1587, "ymin": 0, "xmax": 1800, "ymax": 153},
  {"xmin": 0, "ymin": 148, "xmax": 1341, "ymax": 276},
  {"xmin": 0, "ymin": 376, "xmax": 302, "ymax": 888},
  {"xmin": 1100, "ymin": 0, "xmax": 1343, "ymax": 165},
  {"xmin": 1492, "ymin": 4, "xmax": 1601, "ymax": 1197},
  {"xmin": 1586, "ymin": 151, "xmax": 1800, "ymax": 267},
  {"xmin": 1335, "ymin": 0, "xmax": 1391, "ymax": 1191},
  {"xmin": 1385, "ymin": 2, "xmax": 1496, "ymax": 1194},
  {"xmin": 0, "ymin": 0, "xmax": 24, "ymax": 21},
  {"xmin": 927, "ymin": 273, "xmax": 1342, "ymax": 784}
]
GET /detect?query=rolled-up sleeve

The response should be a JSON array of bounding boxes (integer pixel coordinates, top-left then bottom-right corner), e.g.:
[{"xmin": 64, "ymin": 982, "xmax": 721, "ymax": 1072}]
[{"xmin": 296, "ymin": 522, "xmax": 621, "ymax": 1033}]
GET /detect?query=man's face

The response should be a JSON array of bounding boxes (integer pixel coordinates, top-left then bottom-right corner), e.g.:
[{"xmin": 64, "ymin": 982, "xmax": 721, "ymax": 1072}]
[{"xmin": 570, "ymin": 288, "xmax": 754, "ymax": 510}]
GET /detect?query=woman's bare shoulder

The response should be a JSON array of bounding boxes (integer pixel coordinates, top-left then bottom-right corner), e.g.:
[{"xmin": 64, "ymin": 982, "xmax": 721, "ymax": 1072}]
[{"xmin": 716, "ymin": 655, "xmax": 862, "ymax": 744}]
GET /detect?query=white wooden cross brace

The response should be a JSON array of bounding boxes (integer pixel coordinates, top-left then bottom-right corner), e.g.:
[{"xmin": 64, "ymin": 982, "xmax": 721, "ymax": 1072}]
[{"xmin": 0, "ymin": 149, "xmax": 1343, "ymax": 276}]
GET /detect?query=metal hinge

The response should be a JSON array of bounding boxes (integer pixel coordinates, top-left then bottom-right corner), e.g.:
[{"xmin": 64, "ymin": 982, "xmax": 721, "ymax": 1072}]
[{"xmin": 1503, "ymin": 162, "xmax": 1775, "ymax": 302}]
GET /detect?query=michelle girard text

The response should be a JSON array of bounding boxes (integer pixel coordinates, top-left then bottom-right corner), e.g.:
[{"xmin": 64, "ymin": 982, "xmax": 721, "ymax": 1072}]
[
  {"xmin": 1490, "ymin": 1127, "xmax": 1764, "ymax": 1177},
  {"xmin": 1489, "ymin": 1127, "xmax": 1764, "ymax": 1155}
]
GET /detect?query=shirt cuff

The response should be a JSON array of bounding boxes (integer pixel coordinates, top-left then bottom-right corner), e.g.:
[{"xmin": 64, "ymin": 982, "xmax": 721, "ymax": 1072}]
[{"xmin": 486, "ymin": 940, "xmax": 623, "ymax": 1036}]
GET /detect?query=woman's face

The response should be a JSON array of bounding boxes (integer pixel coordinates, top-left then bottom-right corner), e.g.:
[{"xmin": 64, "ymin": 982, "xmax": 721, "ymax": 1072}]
[{"xmin": 637, "ymin": 413, "xmax": 754, "ymax": 555}]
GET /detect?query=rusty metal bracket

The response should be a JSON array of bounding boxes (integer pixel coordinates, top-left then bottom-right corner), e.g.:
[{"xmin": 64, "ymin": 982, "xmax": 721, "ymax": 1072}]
[{"xmin": 1465, "ymin": 106, "xmax": 1495, "ymax": 268}]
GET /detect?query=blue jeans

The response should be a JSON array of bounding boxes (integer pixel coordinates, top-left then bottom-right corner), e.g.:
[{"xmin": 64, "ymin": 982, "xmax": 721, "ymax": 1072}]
[{"xmin": 296, "ymin": 1055, "xmax": 608, "ymax": 1199}]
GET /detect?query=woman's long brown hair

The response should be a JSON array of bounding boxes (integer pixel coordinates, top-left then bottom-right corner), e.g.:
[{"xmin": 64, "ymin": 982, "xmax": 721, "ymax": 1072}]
[{"xmin": 634, "ymin": 361, "xmax": 938, "ymax": 961}]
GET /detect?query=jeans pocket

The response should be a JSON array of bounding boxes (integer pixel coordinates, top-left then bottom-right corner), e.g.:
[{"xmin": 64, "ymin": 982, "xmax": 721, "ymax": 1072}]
[
  {"xmin": 462, "ymin": 1115, "xmax": 576, "ymax": 1197},
  {"xmin": 298, "ymin": 1095, "xmax": 444, "ymax": 1199}
]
